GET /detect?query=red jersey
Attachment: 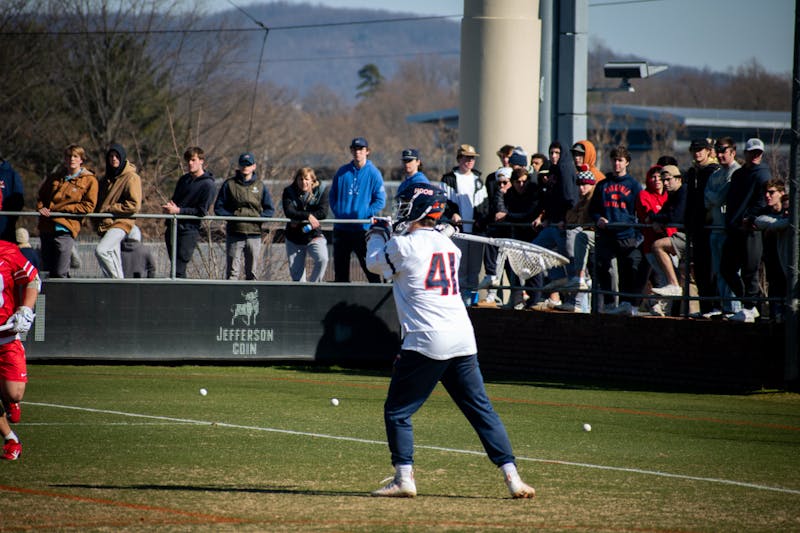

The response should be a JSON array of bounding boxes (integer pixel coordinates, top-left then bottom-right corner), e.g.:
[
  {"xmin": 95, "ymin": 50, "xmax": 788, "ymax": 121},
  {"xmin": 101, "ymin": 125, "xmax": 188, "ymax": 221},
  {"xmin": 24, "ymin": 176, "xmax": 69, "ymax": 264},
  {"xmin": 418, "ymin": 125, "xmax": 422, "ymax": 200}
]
[{"xmin": 0, "ymin": 240, "xmax": 38, "ymax": 323}]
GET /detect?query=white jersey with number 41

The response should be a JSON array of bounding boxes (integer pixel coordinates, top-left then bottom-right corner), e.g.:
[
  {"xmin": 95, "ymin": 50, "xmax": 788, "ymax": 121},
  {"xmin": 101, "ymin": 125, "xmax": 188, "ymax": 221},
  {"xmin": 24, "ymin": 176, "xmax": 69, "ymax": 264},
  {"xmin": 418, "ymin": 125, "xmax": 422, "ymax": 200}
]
[{"xmin": 367, "ymin": 227, "xmax": 477, "ymax": 360}]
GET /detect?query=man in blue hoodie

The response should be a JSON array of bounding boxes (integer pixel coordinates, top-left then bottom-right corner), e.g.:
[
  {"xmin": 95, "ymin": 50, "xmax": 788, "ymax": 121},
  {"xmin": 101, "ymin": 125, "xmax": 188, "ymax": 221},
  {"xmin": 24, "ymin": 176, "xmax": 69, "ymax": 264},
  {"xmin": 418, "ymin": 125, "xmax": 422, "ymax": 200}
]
[
  {"xmin": 329, "ymin": 137, "xmax": 386, "ymax": 283},
  {"xmin": 589, "ymin": 145, "xmax": 645, "ymax": 315},
  {"xmin": 162, "ymin": 146, "xmax": 216, "ymax": 278}
]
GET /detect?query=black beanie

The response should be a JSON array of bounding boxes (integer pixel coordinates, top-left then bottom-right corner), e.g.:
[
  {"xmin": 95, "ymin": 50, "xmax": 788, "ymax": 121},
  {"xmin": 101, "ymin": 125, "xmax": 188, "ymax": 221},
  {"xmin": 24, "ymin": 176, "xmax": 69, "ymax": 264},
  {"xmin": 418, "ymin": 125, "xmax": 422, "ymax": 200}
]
[{"xmin": 106, "ymin": 142, "xmax": 128, "ymax": 178}]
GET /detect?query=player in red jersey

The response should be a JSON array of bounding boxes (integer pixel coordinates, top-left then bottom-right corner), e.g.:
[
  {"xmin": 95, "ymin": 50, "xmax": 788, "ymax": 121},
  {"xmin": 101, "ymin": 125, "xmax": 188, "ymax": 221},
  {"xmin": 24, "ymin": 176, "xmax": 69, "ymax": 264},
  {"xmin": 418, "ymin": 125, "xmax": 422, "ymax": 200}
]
[{"xmin": 0, "ymin": 236, "xmax": 41, "ymax": 460}]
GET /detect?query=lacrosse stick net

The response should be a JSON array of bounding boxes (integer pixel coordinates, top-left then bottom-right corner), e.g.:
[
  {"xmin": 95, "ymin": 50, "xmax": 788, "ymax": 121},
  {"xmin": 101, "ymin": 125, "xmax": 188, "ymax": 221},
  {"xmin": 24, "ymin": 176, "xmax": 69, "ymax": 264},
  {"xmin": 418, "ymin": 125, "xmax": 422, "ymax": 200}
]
[{"xmin": 451, "ymin": 232, "xmax": 569, "ymax": 281}]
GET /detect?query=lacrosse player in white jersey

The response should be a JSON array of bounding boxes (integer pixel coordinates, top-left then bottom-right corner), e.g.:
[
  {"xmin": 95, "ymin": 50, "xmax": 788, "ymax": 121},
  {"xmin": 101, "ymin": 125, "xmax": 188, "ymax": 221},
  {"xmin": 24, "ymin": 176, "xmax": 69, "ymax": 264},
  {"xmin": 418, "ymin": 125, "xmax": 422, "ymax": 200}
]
[{"xmin": 365, "ymin": 183, "xmax": 535, "ymax": 499}]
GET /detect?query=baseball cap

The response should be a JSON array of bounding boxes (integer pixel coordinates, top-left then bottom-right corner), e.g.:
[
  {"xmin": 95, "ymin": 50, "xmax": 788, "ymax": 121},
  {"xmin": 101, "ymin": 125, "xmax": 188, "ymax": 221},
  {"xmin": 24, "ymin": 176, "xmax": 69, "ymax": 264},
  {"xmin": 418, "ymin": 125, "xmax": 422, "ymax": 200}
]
[
  {"xmin": 571, "ymin": 142, "xmax": 586, "ymax": 154},
  {"xmin": 689, "ymin": 138, "xmax": 711, "ymax": 151},
  {"xmin": 660, "ymin": 164, "xmax": 681, "ymax": 177},
  {"xmin": 745, "ymin": 138, "xmax": 765, "ymax": 152},
  {"xmin": 350, "ymin": 137, "xmax": 369, "ymax": 149},
  {"xmin": 457, "ymin": 144, "xmax": 479, "ymax": 157},
  {"xmin": 401, "ymin": 148, "xmax": 420, "ymax": 161},
  {"xmin": 495, "ymin": 167, "xmax": 513, "ymax": 181},
  {"xmin": 238, "ymin": 152, "xmax": 255, "ymax": 167}
]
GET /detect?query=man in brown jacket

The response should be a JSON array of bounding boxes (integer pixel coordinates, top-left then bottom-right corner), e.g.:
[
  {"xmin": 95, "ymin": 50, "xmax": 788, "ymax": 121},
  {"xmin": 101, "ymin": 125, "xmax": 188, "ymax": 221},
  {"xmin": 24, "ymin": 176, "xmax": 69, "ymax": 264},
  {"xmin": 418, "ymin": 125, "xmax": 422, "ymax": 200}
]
[
  {"xmin": 94, "ymin": 143, "xmax": 142, "ymax": 278},
  {"xmin": 37, "ymin": 144, "xmax": 99, "ymax": 278}
]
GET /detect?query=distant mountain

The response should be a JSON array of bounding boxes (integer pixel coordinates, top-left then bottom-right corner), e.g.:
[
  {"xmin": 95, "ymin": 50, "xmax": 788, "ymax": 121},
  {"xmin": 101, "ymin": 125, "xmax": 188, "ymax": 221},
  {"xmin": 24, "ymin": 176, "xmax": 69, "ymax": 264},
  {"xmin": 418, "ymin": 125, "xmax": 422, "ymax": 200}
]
[
  {"xmin": 205, "ymin": 2, "xmax": 460, "ymax": 102},
  {"xmin": 200, "ymin": 2, "xmax": 787, "ymax": 110}
]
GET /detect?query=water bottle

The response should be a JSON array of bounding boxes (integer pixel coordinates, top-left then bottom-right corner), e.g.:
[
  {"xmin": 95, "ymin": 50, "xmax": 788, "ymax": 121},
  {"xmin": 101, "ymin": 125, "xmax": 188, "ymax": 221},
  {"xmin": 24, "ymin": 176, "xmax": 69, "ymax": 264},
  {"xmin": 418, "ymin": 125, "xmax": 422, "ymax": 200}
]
[{"xmin": 302, "ymin": 223, "xmax": 313, "ymax": 233}]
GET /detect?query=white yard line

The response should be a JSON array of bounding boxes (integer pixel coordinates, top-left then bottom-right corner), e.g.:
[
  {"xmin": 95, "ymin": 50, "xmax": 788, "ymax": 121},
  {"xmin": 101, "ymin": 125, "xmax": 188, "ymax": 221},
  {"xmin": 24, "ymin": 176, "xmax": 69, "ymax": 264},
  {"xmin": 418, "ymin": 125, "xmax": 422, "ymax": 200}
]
[{"xmin": 27, "ymin": 401, "xmax": 800, "ymax": 496}]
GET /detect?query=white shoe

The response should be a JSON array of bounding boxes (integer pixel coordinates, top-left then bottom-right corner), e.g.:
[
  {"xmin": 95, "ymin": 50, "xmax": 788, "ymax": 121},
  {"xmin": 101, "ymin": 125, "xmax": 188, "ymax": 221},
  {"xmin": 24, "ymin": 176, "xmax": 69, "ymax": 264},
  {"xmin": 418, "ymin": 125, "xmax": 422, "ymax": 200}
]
[
  {"xmin": 484, "ymin": 289, "xmax": 502, "ymax": 305},
  {"xmin": 729, "ymin": 307, "xmax": 759, "ymax": 323},
  {"xmin": 649, "ymin": 299, "xmax": 667, "ymax": 317},
  {"xmin": 371, "ymin": 474, "xmax": 417, "ymax": 497},
  {"xmin": 505, "ymin": 473, "xmax": 536, "ymax": 499},
  {"xmin": 702, "ymin": 309, "xmax": 723, "ymax": 319},
  {"xmin": 652, "ymin": 284, "xmax": 682, "ymax": 297}
]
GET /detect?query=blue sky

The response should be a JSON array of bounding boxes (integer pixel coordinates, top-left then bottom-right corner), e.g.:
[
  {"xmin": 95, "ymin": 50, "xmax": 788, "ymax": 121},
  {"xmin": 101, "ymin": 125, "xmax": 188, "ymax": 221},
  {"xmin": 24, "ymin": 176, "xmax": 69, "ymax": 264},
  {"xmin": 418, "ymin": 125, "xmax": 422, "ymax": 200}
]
[{"xmin": 203, "ymin": 0, "xmax": 794, "ymax": 75}]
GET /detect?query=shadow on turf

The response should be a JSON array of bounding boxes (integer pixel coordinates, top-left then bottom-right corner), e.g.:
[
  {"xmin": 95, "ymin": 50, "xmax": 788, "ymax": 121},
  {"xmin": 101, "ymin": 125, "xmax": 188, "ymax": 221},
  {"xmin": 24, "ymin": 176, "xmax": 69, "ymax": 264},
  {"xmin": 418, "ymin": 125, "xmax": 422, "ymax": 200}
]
[{"xmin": 51, "ymin": 483, "xmax": 491, "ymax": 499}]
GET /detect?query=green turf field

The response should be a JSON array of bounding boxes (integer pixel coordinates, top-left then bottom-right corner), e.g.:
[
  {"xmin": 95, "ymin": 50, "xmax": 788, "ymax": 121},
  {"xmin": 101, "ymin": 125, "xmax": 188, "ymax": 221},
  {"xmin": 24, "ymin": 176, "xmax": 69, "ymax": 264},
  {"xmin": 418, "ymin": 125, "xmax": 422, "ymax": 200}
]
[{"xmin": 2, "ymin": 364, "xmax": 799, "ymax": 532}]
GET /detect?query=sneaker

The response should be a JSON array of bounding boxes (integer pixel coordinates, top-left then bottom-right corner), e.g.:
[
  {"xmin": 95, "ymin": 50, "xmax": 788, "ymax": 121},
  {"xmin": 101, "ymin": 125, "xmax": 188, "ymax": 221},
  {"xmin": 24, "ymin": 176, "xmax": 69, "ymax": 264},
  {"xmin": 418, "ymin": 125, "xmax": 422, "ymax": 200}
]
[
  {"xmin": 561, "ymin": 277, "xmax": 589, "ymax": 291},
  {"xmin": 555, "ymin": 302, "xmax": 581, "ymax": 312},
  {"xmin": 485, "ymin": 289, "xmax": 502, "ymax": 305},
  {"xmin": 528, "ymin": 298, "xmax": 562, "ymax": 311},
  {"xmin": 478, "ymin": 297, "xmax": 501, "ymax": 307},
  {"xmin": 7, "ymin": 402, "xmax": 20, "ymax": 424},
  {"xmin": 477, "ymin": 275, "xmax": 499, "ymax": 290},
  {"xmin": 729, "ymin": 307, "xmax": 759, "ymax": 323},
  {"xmin": 648, "ymin": 299, "xmax": 667, "ymax": 317},
  {"xmin": 371, "ymin": 474, "xmax": 417, "ymax": 498},
  {"xmin": 2, "ymin": 439, "xmax": 21, "ymax": 461},
  {"xmin": 505, "ymin": 473, "xmax": 536, "ymax": 499},
  {"xmin": 541, "ymin": 277, "xmax": 569, "ymax": 292},
  {"xmin": 701, "ymin": 309, "xmax": 723, "ymax": 319},
  {"xmin": 604, "ymin": 301, "xmax": 635, "ymax": 316},
  {"xmin": 652, "ymin": 284, "xmax": 682, "ymax": 297}
]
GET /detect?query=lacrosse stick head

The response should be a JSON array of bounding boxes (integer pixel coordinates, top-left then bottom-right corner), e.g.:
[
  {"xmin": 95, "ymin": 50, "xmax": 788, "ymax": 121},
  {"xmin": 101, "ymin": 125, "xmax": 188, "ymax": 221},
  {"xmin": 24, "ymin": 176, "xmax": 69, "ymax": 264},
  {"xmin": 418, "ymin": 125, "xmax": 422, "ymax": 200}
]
[{"xmin": 495, "ymin": 238, "xmax": 569, "ymax": 281}]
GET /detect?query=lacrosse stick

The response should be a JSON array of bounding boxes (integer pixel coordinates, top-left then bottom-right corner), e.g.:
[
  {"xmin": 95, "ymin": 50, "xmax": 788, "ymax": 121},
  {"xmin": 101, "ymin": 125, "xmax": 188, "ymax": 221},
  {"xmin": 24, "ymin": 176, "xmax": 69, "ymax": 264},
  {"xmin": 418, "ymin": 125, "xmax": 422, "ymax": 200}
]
[{"xmin": 451, "ymin": 232, "xmax": 569, "ymax": 281}]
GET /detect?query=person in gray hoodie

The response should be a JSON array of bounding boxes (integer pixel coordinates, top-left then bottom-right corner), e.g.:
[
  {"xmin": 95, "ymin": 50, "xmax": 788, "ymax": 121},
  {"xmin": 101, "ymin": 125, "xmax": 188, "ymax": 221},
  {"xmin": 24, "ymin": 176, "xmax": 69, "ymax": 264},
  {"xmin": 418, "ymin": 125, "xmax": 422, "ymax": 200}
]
[{"xmin": 704, "ymin": 137, "xmax": 742, "ymax": 317}]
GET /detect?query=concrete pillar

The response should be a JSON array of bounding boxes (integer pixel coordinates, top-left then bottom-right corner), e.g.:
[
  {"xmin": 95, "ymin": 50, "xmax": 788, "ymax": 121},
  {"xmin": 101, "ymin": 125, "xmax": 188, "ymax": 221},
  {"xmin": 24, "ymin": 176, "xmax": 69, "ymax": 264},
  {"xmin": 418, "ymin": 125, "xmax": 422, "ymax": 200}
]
[
  {"xmin": 556, "ymin": 0, "xmax": 588, "ymax": 148},
  {"xmin": 459, "ymin": 0, "xmax": 541, "ymax": 176}
]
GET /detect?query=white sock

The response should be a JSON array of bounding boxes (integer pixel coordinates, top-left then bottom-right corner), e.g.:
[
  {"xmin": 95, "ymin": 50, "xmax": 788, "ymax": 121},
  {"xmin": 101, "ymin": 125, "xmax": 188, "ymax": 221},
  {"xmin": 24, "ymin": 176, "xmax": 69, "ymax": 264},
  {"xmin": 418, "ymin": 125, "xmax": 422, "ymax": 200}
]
[
  {"xmin": 4, "ymin": 430, "xmax": 18, "ymax": 443},
  {"xmin": 396, "ymin": 464, "xmax": 413, "ymax": 480},
  {"xmin": 500, "ymin": 462, "xmax": 519, "ymax": 479}
]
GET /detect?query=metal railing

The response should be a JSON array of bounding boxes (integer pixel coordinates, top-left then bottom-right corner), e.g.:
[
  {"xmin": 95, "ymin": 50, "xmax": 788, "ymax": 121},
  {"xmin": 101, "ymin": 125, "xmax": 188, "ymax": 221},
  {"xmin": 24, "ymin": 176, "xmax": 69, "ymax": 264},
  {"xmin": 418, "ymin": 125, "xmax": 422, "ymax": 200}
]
[{"xmin": 8, "ymin": 210, "xmax": 793, "ymax": 319}]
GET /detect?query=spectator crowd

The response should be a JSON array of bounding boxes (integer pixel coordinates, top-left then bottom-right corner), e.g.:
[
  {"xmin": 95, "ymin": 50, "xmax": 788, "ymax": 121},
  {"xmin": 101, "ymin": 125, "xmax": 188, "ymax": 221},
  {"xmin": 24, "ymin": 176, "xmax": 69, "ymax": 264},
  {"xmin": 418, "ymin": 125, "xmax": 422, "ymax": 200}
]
[{"xmin": 0, "ymin": 134, "xmax": 790, "ymax": 322}]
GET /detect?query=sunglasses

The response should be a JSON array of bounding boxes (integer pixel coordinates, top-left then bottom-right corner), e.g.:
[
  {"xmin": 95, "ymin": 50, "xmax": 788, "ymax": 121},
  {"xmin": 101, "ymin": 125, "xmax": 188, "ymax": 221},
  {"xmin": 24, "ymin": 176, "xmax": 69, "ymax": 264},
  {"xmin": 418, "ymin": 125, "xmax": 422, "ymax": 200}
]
[
  {"xmin": 715, "ymin": 146, "xmax": 730, "ymax": 153},
  {"xmin": 766, "ymin": 189, "xmax": 780, "ymax": 195},
  {"xmin": 498, "ymin": 179, "xmax": 511, "ymax": 185}
]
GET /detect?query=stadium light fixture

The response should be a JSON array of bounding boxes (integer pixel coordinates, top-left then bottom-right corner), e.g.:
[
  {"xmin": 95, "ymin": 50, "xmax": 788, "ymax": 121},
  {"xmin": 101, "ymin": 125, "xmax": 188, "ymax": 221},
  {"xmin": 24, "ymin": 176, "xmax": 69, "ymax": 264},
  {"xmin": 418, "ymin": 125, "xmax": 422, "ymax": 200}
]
[{"xmin": 589, "ymin": 61, "xmax": 669, "ymax": 93}]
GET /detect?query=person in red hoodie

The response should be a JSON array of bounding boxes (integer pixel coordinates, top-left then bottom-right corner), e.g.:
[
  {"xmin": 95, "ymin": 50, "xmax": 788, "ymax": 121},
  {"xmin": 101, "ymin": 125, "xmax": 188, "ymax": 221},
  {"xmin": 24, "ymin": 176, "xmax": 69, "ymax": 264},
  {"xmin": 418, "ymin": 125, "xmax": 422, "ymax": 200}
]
[{"xmin": 636, "ymin": 164, "xmax": 673, "ymax": 315}]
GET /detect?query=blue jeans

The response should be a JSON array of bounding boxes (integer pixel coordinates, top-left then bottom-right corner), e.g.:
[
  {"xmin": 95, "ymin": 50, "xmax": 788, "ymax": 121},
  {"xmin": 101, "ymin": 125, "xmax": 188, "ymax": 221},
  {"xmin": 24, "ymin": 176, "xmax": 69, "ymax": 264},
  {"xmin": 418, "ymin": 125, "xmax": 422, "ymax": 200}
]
[
  {"xmin": 383, "ymin": 351, "xmax": 516, "ymax": 467},
  {"xmin": 709, "ymin": 231, "xmax": 741, "ymax": 313},
  {"xmin": 534, "ymin": 226, "xmax": 568, "ymax": 281}
]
